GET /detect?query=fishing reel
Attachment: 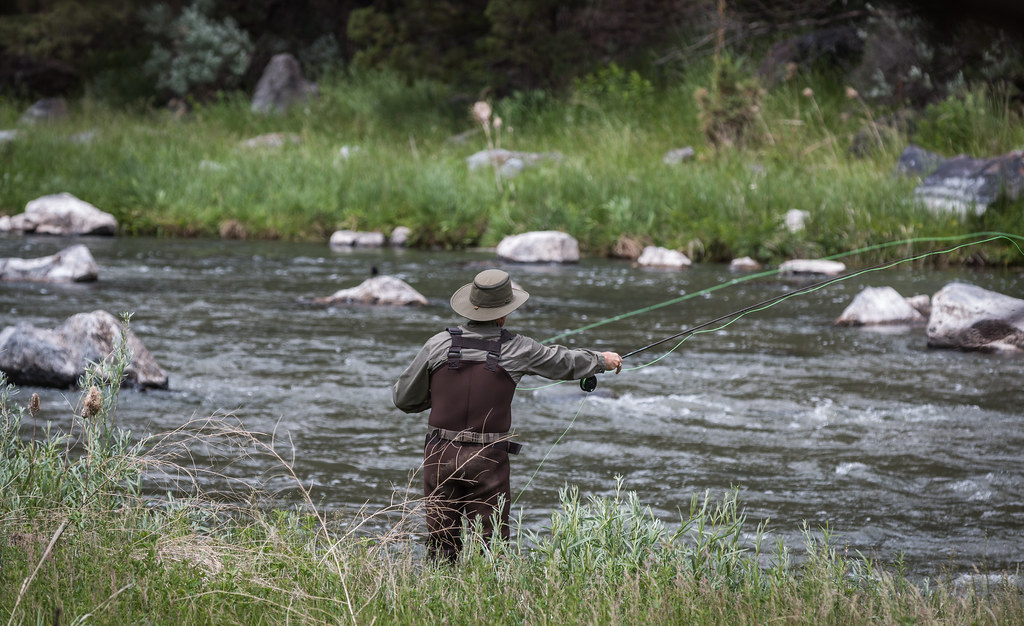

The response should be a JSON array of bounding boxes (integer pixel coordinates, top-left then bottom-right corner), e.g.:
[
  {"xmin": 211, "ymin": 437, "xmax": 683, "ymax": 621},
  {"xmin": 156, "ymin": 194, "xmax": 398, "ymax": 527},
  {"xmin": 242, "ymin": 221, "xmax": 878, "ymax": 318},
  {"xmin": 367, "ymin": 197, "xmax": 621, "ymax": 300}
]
[{"xmin": 580, "ymin": 375, "xmax": 598, "ymax": 393}]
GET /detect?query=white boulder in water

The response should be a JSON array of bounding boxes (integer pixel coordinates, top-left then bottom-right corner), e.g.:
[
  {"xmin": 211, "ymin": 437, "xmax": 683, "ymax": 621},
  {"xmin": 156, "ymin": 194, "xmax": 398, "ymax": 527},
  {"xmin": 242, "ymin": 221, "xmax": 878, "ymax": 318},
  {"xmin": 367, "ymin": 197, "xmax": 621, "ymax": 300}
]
[
  {"xmin": 779, "ymin": 259, "xmax": 846, "ymax": 276},
  {"xmin": 636, "ymin": 246, "xmax": 691, "ymax": 269},
  {"xmin": 329, "ymin": 230, "xmax": 387, "ymax": 248},
  {"xmin": 927, "ymin": 282, "xmax": 1024, "ymax": 353},
  {"xmin": 496, "ymin": 231, "xmax": 580, "ymax": 263},
  {"xmin": 314, "ymin": 276, "xmax": 428, "ymax": 306},
  {"xmin": 835, "ymin": 286, "xmax": 926, "ymax": 326},
  {"xmin": 0, "ymin": 244, "xmax": 98, "ymax": 283},
  {"xmin": 729, "ymin": 256, "xmax": 761, "ymax": 271}
]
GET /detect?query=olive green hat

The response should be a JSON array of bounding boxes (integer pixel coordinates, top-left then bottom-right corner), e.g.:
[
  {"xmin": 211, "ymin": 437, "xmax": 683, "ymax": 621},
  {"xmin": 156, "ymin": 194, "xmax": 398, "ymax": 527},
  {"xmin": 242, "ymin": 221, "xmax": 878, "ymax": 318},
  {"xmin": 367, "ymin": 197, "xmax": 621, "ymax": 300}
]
[{"xmin": 450, "ymin": 269, "xmax": 530, "ymax": 321}]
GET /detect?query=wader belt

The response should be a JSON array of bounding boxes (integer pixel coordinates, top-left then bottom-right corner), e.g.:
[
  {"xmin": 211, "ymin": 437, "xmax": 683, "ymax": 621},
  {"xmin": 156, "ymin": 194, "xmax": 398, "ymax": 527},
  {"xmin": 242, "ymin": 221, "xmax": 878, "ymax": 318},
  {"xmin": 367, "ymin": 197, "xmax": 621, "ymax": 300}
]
[
  {"xmin": 446, "ymin": 327, "xmax": 514, "ymax": 371},
  {"xmin": 426, "ymin": 427, "xmax": 522, "ymax": 455}
]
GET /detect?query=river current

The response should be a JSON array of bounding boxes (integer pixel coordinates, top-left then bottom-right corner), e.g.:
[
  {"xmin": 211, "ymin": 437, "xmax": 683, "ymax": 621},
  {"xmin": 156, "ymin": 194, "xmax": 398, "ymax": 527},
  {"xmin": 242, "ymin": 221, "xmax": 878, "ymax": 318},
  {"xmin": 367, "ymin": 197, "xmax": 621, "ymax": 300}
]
[{"xmin": 3, "ymin": 235, "xmax": 1022, "ymax": 577}]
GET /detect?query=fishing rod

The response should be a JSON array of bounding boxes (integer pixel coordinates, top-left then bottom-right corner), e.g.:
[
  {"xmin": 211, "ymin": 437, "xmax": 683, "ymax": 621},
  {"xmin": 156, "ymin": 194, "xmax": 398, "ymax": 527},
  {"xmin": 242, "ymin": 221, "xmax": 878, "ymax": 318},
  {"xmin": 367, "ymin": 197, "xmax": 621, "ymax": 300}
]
[
  {"xmin": 544, "ymin": 231, "xmax": 1024, "ymax": 346},
  {"xmin": 516, "ymin": 233, "xmax": 1024, "ymax": 504},
  {"xmin": 575, "ymin": 237, "xmax": 1018, "ymax": 393}
]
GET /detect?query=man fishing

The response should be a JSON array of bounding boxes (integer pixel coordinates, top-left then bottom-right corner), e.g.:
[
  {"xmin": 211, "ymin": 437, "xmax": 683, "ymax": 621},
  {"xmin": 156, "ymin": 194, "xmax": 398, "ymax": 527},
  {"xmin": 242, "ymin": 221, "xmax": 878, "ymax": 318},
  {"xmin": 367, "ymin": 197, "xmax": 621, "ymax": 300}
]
[{"xmin": 393, "ymin": 268, "xmax": 623, "ymax": 563}]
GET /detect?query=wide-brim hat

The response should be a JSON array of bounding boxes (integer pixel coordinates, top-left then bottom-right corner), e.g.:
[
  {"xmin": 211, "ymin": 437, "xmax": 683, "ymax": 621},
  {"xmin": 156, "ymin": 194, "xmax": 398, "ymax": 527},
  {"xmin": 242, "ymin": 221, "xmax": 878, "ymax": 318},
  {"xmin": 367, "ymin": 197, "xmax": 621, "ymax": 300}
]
[{"xmin": 450, "ymin": 269, "xmax": 529, "ymax": 321}]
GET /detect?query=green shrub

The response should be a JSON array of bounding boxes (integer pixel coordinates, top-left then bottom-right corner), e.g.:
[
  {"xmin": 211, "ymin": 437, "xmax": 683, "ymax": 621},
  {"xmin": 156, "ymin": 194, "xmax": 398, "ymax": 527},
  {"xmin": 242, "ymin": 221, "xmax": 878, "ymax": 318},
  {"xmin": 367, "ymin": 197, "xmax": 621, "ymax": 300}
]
[
  {"xmin": 142, "ymin": 0, "xmax": 253, "ymax": 100},
  {"xmin": 695, "ymin": 54, "xmax": 765, "ymax": 148}
]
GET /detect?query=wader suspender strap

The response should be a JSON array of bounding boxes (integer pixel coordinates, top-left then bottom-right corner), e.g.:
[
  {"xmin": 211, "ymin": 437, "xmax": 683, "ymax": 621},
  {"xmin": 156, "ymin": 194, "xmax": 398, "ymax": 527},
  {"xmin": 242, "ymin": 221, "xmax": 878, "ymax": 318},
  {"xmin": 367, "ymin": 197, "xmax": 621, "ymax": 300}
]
[
  {"xmin": 446, "ymin": 327, "xmax": 514, "ymax": 371},
  {"xmin": 436, "ymin": 327, "xmax": 521, "ymax": 454}
]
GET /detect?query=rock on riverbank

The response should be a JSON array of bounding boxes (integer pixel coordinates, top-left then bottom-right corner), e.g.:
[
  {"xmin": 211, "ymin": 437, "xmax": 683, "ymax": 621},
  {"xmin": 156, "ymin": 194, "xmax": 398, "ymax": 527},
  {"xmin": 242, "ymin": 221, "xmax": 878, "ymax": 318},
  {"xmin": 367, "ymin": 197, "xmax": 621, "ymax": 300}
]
[
  {"xmin": 0, "ymin": 311, "xmax": 168, "ymax": 389},
  {"xmin": 0, "ymin": 193, "xmax": 117, "ymax": 236},
  {"xmin": 0, "ymin": 244, "xmax": 98, "ymax": 283}
]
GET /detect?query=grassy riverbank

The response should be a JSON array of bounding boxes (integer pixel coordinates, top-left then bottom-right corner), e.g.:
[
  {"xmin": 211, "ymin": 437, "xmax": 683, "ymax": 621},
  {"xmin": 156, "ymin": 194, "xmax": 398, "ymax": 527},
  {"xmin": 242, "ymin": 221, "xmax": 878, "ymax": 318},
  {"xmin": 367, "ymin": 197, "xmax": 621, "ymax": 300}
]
[
  {"xmin": 3, "ymin": 337, "xmax": 1023, "ymax": 625},
  {"xmin": 2, "ymin": 66, "xmax": 1023, "ymax": 264}
]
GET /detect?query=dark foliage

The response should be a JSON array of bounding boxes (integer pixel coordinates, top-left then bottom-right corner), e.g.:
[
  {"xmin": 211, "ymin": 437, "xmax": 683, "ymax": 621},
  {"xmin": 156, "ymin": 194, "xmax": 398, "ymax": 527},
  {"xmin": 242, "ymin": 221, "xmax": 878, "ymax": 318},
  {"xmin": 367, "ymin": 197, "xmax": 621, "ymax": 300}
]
[{"xmin": 0, "ymin": 0, "xmax": 1022, "ymax": 102}]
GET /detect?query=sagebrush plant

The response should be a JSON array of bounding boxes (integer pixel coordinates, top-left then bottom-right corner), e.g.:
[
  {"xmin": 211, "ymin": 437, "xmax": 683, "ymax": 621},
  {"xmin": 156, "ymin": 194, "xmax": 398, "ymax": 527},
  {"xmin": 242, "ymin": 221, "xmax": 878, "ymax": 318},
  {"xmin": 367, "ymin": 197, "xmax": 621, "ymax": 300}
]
[
  {"xmin": 914, "ymin": 83, "xmax": 1023, "ymax": 156},
  {"xmin": 142, "ymin": 0, "xmax": 253, "ymax": 99}
]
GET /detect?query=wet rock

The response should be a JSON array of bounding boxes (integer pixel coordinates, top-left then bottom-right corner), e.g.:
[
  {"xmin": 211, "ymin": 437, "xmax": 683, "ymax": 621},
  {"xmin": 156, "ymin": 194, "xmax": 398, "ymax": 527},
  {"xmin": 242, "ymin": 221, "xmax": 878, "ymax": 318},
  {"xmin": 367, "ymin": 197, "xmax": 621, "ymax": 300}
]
[
  {"xmin": 927, "ymin": 282, "xmax": 1024, "ymax": 353},
  {"xmin": 906, "ymin": 294, "xmax": 931, "ymax": 317},
  {"xmin": 835, "ymin": 286, "xmax": 926, "ymax": 326},
  {"xmin": 636, "ymin": 246, "xmax": 691, "ymax": 269},
  {"xmin": 0, "ymin": 311, "xmax": 169, "ymax": 389},
  {"xmin": 0, "ymin": 244, "xmax": 98, "ymax": 283},
  {"xmin": 466, "ymin": 149, "xmax": 562, "ymax": 178},
  {"xmin": 250, "ymin": 53, "xmax": 318, "ymax": 115},
  {"xmin": 914, "ymin": 151, "xmax": 1024, "ymax": 216},
  {"xmin": 1, "ymin": 193, "xmax": 117, "ymax": 236},
  {"xmin": 778, "ymin": 259, "xmax": 846, "ymax": 276},
  {"xmin": 496, "ymin": 231, "xmax": 580, "ymax": 264},
  {"xmin": 314, "ymin": 276, "xmax": 428, "ymax": 306},
  {"xmin": 329, "ymin": 230, "xmax": 387, "ymax": 248},
  {"xmin": 729, "ymin": 256, "xmax": 761, "ymax": 271}
]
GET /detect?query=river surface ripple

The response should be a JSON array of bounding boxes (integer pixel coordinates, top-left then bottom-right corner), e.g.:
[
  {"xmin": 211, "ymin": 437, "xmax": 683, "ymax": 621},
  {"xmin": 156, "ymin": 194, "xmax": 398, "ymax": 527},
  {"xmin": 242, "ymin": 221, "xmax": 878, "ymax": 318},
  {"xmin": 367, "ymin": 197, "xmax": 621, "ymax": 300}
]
[{"xmin": 4, "ymin": 236, "xmax": 1022, "ymax": 577}]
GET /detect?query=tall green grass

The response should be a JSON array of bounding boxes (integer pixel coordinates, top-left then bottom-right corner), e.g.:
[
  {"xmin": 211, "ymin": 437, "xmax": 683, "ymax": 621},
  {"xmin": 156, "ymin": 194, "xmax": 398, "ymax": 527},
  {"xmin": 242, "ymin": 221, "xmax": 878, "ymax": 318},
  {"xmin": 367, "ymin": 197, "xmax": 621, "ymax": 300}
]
[
  {"xmin": 1, "ymin": 65, "xmax": 1022, "ymax": 262},
  {"xmin": 2, "ymin": 318, "xmax": 1022, "ymax": 623}
]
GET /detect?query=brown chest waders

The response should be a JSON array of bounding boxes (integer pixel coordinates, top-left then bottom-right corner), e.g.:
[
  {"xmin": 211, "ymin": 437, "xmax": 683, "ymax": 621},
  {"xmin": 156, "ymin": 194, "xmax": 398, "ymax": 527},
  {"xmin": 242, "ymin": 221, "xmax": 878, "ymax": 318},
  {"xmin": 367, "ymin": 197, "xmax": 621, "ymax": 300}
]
[{"xmin": 423, "ymin": 327, "xmax": 520, "ymax": 562}]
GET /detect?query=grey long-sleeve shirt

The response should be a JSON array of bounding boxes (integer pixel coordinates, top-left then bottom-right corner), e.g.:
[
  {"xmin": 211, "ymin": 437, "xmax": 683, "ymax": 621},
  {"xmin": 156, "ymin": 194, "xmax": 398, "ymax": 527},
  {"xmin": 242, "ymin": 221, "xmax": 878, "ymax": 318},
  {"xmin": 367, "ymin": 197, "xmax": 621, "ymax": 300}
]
[{"xmin": 392, "ymin": 320, "xmax": 609, "ymax": 414}]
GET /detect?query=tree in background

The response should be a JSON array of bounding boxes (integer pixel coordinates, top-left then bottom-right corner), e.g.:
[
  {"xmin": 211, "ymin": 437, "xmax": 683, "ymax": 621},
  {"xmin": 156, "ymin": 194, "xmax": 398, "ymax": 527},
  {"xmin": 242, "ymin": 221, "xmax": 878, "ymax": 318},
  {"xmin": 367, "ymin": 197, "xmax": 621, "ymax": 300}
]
[
  {"xmin": 0, "ymin": 0, "xmax": 151, "ymax": 98},
  {"xmin": 1, "ymin": 0, "xmax": 1022, "ymax": 105},
  {"xmin": 348, "ymin": 0, "xmax": 702, "ymax": 94}
]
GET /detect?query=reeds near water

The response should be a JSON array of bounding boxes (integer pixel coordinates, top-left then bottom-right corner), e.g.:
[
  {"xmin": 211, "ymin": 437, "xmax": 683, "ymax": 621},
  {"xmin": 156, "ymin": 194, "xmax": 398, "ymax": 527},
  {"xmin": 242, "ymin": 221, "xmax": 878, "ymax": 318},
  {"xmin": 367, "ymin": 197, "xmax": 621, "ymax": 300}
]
[
  {"xmin": 1, "ymin": 318, "xmax": 1021, "ymax": 624},
  {"xmin": 2, "ymin": 66, "xmax": 1022, "ymax": 264}
]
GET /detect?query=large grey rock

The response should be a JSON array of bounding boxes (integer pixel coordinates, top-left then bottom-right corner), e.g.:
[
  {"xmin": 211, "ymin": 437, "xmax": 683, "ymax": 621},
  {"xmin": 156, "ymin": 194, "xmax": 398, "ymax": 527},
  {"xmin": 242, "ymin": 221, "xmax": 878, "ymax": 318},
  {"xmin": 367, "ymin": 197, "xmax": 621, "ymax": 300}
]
[
  {"xmin": 0, "ymin": 311, "xmax": 169, "ymax": 389},
  {"xmin": 496, "ymin": 231, "xmax": 580, "ymax": 264},
  {"xmin": 250, "ymin": 53, "xmax": 318, "ymax": 114},
  {"xmin": 314, "ymin": 276, "xmax": 428, "ymax": 306},
  {"xmin": 914, "ymin": 151, "xmax": 1024, "ymax": 216},
  {"xmin": 778, "ymin": 259, "xmax": 846, "ymax": 276},
  {"xmin": 927, "ymin": 283, "xmax": 1024, "ymax": 353},
  {"xmin": 2, "ymin": 193, "xmax": 117, "ymax": 236},
  {"xmin": 0, "ymin": 244, "xmax": 98, "ymax": 283},
  {"xmin": 329, "ymin": 230, "xmax": 387, "ymax": 248},
  {"xmin": 835, "ymin": 286, "xmax": 926, "ymax": 326},
  {"xmin": 636, "ymin": 246, "xmax": 691, "ymax": 269}
]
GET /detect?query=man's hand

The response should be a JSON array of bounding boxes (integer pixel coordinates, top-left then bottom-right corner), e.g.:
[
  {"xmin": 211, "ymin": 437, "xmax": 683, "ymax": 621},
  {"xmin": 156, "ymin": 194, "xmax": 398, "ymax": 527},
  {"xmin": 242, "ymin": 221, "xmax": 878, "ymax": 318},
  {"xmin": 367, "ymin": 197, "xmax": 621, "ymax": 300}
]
[{"xmin": 602, "ymin": 351, "xmax": 623, "ymax": 374}]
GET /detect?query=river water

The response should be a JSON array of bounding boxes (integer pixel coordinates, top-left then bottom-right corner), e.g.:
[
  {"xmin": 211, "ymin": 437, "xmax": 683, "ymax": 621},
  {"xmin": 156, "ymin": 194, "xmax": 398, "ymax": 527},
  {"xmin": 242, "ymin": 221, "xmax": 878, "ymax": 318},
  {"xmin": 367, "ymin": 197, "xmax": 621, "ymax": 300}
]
[{"xmin": 4, "ymin": 235, "xmax": 1022, "ymax": 577}]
